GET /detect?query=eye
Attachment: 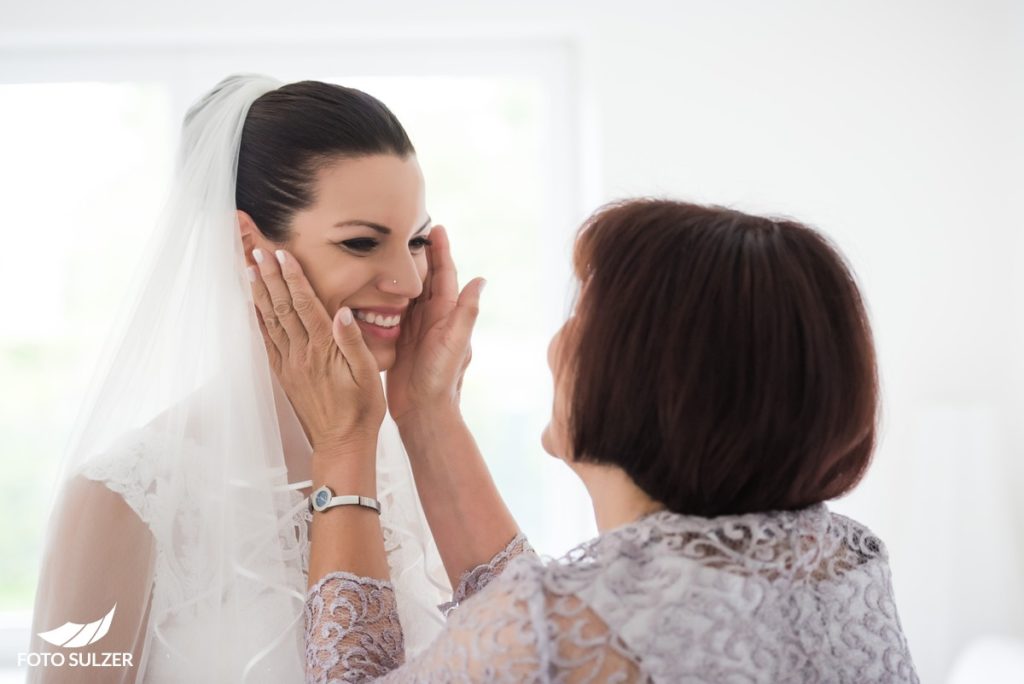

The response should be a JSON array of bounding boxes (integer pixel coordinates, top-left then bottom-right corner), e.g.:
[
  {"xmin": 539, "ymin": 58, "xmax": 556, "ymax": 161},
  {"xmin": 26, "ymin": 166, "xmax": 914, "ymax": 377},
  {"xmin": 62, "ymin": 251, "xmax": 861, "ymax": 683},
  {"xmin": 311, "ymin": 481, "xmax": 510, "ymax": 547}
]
[
  {"xmin": 336, "ymin": 238, "xmax": 379, "ymax": 253},
  {"xmin": 409, "ymin": 236, "xmax": 433, "ymax": 252}
]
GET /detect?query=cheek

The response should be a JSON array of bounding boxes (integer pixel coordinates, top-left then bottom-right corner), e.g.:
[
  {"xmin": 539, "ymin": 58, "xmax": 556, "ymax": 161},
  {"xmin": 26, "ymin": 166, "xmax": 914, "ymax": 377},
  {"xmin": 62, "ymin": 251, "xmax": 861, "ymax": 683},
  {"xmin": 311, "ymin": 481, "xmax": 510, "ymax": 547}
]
[
  {"xmin": 545, "ymin": 380, "xmax": 572, "ymax": 456},
  {"xmin": 318, "ymin": 264, "xmax": 373, "ymax": 310},
  {"xmin": 553, "ymin": 384, "xmax": 569, "ymax": 432}
]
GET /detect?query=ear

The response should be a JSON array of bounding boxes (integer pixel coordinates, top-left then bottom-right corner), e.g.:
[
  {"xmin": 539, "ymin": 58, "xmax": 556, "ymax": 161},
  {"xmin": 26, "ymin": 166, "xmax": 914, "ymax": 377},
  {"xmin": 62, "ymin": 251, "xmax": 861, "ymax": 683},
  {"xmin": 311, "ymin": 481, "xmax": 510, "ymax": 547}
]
[{"xmin": 237, "ymin": 210, "xmax": 262, "ymax": 264}]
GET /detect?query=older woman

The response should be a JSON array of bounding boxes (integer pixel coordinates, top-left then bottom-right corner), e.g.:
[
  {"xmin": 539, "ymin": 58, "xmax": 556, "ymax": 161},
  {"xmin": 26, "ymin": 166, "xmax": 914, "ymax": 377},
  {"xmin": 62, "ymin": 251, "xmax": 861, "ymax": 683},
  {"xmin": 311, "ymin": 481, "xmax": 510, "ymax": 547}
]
[{"xmin": 250, "ymin": 199, "xmax": 919, "ymax": 682}]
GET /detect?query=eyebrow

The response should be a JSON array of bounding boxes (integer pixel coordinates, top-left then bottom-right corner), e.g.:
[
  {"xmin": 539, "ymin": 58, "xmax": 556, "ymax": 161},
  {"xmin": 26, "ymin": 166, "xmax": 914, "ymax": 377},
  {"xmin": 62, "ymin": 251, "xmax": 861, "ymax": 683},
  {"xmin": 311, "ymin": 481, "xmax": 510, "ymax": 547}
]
[{"xmin": 332, "ymin": 216, "xmax": 432, "ymax": 236}]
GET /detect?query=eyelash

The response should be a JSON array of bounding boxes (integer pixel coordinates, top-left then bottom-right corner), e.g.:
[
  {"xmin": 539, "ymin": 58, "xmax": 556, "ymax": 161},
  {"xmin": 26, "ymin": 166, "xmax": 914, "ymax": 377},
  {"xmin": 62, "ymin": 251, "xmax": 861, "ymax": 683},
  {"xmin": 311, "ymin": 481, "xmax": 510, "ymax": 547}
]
[{"xmin": 336, "ymin": 236, "xmax": 432, "ymax": 254}]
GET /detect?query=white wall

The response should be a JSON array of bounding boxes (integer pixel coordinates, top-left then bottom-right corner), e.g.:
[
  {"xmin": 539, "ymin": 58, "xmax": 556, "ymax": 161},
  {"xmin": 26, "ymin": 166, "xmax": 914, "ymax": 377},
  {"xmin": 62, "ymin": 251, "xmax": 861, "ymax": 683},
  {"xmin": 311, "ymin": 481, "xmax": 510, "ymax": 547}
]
[{"xmin": 3, "ymin": 1, "xmax": 1022, "ymax": 681}]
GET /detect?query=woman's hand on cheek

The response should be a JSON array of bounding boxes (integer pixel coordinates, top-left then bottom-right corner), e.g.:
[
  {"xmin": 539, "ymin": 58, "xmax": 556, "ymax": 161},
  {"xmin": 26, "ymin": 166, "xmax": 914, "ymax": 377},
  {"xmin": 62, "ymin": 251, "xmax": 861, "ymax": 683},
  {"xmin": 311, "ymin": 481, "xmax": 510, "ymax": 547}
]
[
  {"xmin": 249, "ymin": 248, "xmax": 385, "ymax": 455},
  {"xmin": 387, "ymin": 226, "xmax": 486, "ymax": 427}
]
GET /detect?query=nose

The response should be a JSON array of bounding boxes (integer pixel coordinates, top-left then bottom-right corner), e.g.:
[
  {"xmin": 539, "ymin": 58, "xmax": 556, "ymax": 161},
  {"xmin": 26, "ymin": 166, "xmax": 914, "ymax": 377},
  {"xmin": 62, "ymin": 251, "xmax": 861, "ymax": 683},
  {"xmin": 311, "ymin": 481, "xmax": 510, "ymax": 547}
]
[
  {"xmin": 376, "ymin": 248, "xmax": 424, "ymax": 299},
  {"xmin": 547, "ymin": 326, "xmax": 561, "ymax": 370}
]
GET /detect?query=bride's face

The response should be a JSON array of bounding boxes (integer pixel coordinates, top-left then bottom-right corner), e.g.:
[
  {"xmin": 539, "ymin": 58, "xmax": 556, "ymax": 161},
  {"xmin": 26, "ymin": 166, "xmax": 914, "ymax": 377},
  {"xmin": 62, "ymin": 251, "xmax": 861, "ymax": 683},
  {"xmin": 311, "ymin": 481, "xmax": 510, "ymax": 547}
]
[{"xmin": 280, "ymin": 154, "xmax": 430, "ymax": 371}]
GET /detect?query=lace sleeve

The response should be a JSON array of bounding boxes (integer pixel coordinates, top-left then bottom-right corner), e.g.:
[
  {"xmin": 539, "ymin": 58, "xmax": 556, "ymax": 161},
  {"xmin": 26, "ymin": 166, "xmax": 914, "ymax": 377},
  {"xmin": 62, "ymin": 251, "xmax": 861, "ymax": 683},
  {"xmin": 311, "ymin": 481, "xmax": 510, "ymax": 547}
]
[
  {"xmin": 305, "ymin": 534, "xmax": 537, "ymax": 681},
  {"xmin": 304, "ymin": 554, "xmax": 644, "ymax": 683},
  {"xmin": 305, "ymin": 572, "xmax": 405, "ymax": 683},
  {"xmin": 438, "ymin": 533, "xmax": 534, "ymax": 616}
]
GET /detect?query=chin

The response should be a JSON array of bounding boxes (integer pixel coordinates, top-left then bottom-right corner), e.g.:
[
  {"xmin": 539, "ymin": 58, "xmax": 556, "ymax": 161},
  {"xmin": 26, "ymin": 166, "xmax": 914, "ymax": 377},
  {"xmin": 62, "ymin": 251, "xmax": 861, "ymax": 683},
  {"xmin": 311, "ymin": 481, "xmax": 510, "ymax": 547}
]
[
  {"xmin": 370, "ymin": 347, "xmax": 396, "ymax": 373},
  {"xmin": 540, "ymin": 425, "xmax": 557, "ymax": 458},
  {"xmin": 542, "ymin": 425, "xmax": 572, "ymax": 463}
]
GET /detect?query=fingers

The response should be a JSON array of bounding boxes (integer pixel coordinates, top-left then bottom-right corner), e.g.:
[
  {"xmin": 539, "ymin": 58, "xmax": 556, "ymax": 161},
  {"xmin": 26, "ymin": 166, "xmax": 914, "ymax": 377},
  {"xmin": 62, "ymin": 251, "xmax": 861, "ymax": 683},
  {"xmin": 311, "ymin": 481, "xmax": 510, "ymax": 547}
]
[
  {"xmin": 332, "ymin": 307, "xmax": 379, "ymax": 379},
  {"xmin": 251, "ymin": 274, "xmax": 283, "ymax": 370},
  {"xmin": 427, "ymin": 226, "xmax": 459, "ymax": 304},
  {"xmin": 252, "ymin": 248, "xmax": 309, "ymax": 348},
  {"xmin": 395, "ymin": 296, "xmax": 423, "ymax": 354},
  {"xmin": 249, "ymin": 262, "xmax": 290, "ymax": 356},
  {"xmin": 448, "ymin": 277, "xmax": 486, "ymax": 347},
  {"xmin": 274, "ymin": 249, "xmax": 333, "ymax": 346}
]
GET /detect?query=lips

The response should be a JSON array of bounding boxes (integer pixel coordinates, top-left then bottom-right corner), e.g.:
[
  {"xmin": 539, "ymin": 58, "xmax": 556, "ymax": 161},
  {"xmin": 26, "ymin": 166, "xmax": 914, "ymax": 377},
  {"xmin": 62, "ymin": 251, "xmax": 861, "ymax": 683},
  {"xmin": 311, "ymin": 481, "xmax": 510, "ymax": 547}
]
[
  {"xmin": 353, "ymin": 310, "xmax": 400, "ymax": 329},
  {"xmin": 349, "ymin": 306, "xmax": 406, "ymax": 341}
]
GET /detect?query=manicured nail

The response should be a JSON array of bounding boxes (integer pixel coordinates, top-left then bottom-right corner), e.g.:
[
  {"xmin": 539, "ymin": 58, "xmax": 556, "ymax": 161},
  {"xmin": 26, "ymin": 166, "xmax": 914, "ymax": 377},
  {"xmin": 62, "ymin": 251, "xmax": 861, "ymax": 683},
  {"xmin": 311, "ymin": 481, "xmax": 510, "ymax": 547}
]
[
  {"xmin": 247, "ymin": 266, "xmax": 257, "ymax": 282},
  {"xmin": 339, "ymin": 307, "xmax": 353, "ymax": 326},
  {"xmin": 252, "ymin": 248, "xmax": 264, "ymax": 264},
  {"xmin": 275, "ymin": 249, "xmax": 286, "ymax": 266}
]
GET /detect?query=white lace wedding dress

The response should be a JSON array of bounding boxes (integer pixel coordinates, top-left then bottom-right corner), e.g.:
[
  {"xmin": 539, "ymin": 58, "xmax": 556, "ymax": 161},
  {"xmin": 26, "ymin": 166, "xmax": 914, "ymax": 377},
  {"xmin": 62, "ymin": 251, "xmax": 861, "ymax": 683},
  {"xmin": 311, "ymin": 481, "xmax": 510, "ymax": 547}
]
[
  {"xmin": 28, "ymin": 74, "xmax": 449, "ymax": 683},
  {"xmin": 28, "ymin": 376, "xmax": 448, "ymax": 682}
]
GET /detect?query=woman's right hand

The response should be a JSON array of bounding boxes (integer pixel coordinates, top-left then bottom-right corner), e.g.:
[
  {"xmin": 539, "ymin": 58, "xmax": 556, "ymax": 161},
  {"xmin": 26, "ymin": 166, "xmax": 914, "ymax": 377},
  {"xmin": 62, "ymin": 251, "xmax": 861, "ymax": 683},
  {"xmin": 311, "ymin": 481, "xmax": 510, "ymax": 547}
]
[
  {"xmin": 250, "ymin": 249, "xmax": 386, "ymax": 455},
  {"xmin": 386, "ymin": 226, "xmax": 486, "ymax": 427}
]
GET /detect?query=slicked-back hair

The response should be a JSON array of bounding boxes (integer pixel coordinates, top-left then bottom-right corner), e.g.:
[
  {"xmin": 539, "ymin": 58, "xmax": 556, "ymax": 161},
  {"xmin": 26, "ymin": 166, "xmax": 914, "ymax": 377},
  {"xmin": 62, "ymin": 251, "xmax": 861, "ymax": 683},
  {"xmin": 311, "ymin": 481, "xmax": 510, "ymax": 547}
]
[
  {"xmin": 561, "ymin": 199, "xmax": 879, "ymax": 516},
  {"xmin": 236, "ymin": 80, "xmax": 415, "ymax": 242}
]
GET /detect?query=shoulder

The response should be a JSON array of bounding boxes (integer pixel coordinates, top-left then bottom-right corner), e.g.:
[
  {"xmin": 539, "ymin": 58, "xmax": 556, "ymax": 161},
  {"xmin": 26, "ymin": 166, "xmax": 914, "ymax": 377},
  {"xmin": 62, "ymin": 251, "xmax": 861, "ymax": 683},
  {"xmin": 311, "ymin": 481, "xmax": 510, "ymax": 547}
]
[
  {"xmin": 521, "ymin": 505, "xmax": 896, "ymax": 630},
  {"xmin": 74, "ymin": 428, "xmax": 180, "ymax": 524},
  {"xmin": 825, "ymin": 509, "xmax": 890, "ymax": 565}
]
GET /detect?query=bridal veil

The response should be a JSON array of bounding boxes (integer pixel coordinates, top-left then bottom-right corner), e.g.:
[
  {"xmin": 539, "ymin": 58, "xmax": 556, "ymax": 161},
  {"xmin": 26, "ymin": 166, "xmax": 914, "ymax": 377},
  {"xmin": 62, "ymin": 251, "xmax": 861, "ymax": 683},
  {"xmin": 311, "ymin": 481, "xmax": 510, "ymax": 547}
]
[{"xmin": 28, "ymin": 74, "xmax": 450, "ymax": 682}]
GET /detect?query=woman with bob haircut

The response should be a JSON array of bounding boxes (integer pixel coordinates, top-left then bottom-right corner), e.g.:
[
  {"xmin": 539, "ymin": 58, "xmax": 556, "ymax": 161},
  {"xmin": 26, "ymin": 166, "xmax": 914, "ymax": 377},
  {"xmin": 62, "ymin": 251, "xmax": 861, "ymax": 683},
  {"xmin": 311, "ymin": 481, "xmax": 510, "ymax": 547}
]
[{"xmin": 250, "ymin": 198, "xmax": 919, "ymax": 682}]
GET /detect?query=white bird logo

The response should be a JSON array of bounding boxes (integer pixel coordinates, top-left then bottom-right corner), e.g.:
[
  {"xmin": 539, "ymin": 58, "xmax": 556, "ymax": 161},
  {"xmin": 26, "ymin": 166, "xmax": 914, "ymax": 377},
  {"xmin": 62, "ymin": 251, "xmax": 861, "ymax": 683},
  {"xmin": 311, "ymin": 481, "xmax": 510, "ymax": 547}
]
[{"xmin": 37, "ymin": 604, "xmax": 117, "ymax": 648}]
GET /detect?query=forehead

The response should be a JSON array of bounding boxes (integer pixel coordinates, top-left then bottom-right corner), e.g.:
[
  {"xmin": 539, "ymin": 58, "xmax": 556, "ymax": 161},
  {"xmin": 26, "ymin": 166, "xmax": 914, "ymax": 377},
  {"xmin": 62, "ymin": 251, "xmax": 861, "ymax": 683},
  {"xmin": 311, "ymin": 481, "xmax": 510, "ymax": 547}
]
[{"xmin": 309, "ymin": 154, "xmax": 426, "ymax": 225}]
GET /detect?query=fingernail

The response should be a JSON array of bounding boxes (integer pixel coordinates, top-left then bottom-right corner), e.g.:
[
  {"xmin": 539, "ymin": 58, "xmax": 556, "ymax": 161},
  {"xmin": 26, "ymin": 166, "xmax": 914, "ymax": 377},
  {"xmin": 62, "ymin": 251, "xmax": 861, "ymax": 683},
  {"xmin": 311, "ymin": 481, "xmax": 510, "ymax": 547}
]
[
  {"xmin": 275, "ymin": 249, "xmax": 286, "ymax": 266},
  {"xmin": 247, "ymin": 266, "xmax": 257, "ymax": 282},
  {"xmin": 252, "ymin": 248, "xmax": 264, "ymax": 264},
  {"xmin": 479, "ymin": 278, "xmax": 487, "ymax": 293},
  {"xmin": 339, "ymin": 307, "xmax": 353, "ymax": 326}
]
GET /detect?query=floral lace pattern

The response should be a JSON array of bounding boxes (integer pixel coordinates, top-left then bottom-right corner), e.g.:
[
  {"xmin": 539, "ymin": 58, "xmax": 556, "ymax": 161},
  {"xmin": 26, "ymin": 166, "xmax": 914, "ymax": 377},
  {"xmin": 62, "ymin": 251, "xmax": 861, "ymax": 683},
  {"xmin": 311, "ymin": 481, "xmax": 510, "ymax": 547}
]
[
  {"xmin": 78, "ymin": 429, "xmax": 313, "ymax": 679},
  {"xmin": 306, "ymin": 505, "xmax": 919, "ymax": 683},
  {"xmin": 306, "ymin": 572, "xmax": 405, "ymax": 683},
  {"xmin": 438, "ymin": 533, "xmax": 533, "ymax": 617},
  {"xmin": 77, "ymin": 422, "xmax": 447, "ymax": 677}
]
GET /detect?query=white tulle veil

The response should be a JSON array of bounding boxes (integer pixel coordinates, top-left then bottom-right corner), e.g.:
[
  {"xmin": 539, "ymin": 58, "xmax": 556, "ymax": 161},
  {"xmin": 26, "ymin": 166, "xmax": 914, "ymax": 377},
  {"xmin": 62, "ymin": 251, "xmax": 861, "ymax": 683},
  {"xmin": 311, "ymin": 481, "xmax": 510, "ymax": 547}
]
[{"xmin": 28, "ymin": 74, "xmax": 449, "ymax": 682}]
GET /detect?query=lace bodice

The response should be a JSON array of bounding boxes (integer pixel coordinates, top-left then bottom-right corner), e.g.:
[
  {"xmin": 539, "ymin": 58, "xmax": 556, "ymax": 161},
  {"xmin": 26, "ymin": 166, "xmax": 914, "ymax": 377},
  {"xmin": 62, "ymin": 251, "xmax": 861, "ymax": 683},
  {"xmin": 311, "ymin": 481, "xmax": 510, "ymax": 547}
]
[
  {"xmin": 73, "ymin": 421, "xmax": 448, "ymax": 680},
  {"xmin": 305, "ymin": 504, "xmax": 919, "ymax": 683}
]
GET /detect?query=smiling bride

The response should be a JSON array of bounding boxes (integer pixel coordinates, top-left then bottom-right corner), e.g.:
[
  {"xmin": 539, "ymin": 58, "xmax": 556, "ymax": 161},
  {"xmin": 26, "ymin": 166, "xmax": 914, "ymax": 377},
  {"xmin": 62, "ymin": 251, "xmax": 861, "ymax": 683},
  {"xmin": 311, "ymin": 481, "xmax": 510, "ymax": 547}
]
[{"xmin": 28, "ymin": 74, "xmax": 450, "ymax": 683}]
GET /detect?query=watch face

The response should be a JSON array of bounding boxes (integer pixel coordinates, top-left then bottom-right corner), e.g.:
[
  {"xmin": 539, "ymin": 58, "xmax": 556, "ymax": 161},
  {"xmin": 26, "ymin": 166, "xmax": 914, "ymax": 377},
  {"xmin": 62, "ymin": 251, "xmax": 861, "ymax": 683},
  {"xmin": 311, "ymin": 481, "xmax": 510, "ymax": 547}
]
[{"xmin": 314, "ymin": 488, "xmax": 331, "ymax": 510}]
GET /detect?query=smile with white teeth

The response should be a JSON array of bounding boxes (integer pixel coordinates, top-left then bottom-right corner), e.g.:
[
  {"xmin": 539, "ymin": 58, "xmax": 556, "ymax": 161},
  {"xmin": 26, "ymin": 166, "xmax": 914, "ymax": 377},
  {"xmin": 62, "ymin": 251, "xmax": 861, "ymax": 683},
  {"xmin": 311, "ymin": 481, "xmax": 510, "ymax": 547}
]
[{"xmin": 353, "ymin": 310, "xmax": 401, "ymax": 328}]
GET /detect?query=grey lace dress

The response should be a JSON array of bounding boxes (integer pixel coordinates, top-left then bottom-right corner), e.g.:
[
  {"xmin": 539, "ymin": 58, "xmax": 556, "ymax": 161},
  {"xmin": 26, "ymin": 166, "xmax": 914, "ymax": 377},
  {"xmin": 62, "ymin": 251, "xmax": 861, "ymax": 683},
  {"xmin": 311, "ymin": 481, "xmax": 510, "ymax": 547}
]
[{"xmin": 305, "ymin": 504, "xmax": 919, "ymax": 683}]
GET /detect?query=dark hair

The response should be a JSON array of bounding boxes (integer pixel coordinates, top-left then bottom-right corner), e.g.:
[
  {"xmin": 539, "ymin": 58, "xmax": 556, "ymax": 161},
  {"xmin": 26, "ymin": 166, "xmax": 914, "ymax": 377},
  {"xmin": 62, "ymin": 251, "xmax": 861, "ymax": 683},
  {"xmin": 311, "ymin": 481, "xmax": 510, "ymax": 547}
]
[
  {"xmin": 236, "ymin": 81, "xmax": 415, "ymax": 241},
  {"xmin": 562, "ymin": 199, "xmax": 878, "ymax": 517}
]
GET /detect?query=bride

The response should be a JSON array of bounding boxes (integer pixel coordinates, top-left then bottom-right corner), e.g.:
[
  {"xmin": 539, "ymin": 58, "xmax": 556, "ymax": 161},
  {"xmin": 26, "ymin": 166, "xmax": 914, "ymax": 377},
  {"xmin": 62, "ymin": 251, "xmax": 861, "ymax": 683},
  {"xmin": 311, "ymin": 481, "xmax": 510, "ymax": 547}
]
[{"xmin": 28, "ymin": 74, "xmax": 450, "ymax": 682}]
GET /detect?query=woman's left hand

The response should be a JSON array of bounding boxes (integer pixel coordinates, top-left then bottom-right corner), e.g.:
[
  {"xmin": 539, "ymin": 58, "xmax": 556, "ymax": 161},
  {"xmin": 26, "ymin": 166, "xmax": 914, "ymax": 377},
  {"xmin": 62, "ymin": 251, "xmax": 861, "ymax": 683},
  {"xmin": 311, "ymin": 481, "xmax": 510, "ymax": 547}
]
[
  {"xmin": 248, "ymin": 248, "xmax": 386, "ymax": 454},
  {"xmin": 386, "ymin": 226, "xmax": 486, "ymax": 428}
]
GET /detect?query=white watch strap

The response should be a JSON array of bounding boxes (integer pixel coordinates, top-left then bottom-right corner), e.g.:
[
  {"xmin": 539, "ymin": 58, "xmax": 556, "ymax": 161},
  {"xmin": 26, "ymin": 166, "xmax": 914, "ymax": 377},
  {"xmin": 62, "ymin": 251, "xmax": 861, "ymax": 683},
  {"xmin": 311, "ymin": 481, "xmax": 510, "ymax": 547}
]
[{"xmin": 310, "ymin": 485, "xmax": 382, "ymax": 515}]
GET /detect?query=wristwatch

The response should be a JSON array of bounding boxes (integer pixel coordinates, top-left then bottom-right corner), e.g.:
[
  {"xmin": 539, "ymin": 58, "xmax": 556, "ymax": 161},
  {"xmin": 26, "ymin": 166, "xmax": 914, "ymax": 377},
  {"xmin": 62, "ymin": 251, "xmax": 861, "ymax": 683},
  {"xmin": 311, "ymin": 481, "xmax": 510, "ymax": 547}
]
[{"xmin": 309, "ymin": 485, "xmax": 382, "ymax": 515}]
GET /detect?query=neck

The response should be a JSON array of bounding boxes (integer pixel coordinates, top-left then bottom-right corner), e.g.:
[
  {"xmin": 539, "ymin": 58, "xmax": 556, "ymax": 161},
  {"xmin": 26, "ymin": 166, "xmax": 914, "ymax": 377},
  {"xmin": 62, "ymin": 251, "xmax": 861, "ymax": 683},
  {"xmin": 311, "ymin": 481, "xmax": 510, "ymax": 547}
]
[{"xmin": 572, "ymin": 462, "xmax": 665, "ymax": 533}]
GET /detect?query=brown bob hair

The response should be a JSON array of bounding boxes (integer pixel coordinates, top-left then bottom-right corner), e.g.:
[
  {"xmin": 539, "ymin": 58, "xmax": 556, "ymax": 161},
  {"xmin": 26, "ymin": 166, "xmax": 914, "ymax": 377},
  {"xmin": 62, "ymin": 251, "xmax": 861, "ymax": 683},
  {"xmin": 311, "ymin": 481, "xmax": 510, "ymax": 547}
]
[{"xmin": 562, "ymin": 199, "xmax": 878, "ymax": 517}]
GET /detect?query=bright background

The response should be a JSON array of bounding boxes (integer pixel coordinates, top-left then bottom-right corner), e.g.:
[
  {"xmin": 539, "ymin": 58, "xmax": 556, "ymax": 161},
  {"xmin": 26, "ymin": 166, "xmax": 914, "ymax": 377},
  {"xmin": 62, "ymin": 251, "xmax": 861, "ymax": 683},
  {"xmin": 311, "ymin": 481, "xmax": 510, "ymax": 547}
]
[{"xmin": 1, "ymin": 1, "xmax": 1023, "ymax": 682}]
